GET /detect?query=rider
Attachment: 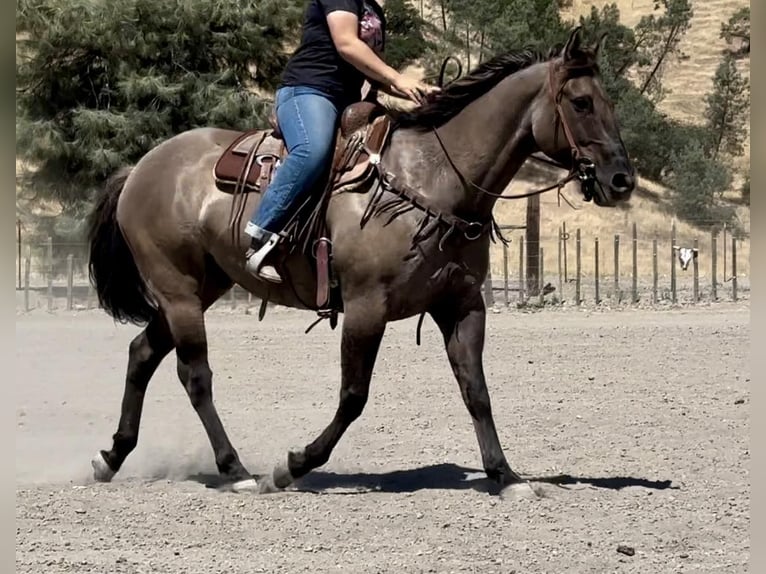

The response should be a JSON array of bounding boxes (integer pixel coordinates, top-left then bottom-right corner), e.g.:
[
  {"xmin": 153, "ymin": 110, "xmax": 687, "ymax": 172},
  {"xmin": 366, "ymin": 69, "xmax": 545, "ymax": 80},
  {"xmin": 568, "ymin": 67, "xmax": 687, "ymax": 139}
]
[{"xmin": 244, "ymin": 0, "xmax": 439, "ymax": 283}]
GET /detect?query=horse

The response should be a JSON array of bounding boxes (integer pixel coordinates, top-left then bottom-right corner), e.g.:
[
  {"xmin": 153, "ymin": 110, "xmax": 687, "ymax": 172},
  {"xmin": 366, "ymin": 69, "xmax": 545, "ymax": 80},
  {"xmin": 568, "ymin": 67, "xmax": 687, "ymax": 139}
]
[{"xmin": 86, "ymin": 27, "xmax": 635, "ymax": 494}]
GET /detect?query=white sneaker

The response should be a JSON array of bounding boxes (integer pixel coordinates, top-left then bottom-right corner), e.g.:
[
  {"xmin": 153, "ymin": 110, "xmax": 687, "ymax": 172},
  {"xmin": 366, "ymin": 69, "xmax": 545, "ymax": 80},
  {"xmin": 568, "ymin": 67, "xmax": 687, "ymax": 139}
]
[{"xmin": 245, "ymin": 233, "xmax": 283, "ymax": 283}]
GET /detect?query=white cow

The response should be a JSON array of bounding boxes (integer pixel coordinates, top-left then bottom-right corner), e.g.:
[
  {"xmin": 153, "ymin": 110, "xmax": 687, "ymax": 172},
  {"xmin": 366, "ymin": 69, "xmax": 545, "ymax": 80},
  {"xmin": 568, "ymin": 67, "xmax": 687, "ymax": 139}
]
[{"xmin": 673, "ymin": 246, "xmax": 699, "ymax": 271}]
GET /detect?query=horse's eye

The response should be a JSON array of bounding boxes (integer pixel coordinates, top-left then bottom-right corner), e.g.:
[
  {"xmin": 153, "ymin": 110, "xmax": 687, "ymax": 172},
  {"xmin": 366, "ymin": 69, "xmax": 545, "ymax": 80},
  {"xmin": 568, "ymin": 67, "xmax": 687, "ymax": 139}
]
[{"xmin": 571, "ymin": 97, "xmax": 592, "ymax": 113}]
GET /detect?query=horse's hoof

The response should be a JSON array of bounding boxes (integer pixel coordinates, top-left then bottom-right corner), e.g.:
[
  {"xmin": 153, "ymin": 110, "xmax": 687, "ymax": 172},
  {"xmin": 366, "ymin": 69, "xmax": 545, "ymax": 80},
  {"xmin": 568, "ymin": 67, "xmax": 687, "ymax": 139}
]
[
  {"xmin": 273, "ymin": 462, "xmax": 295, "ymax": 489},
  {"xmin": 91, "ymin": 452, "xmax": 115, "ymax": 483},
  {"xmin": 500, "ymin": 481, "xmax": 541, "ymax": 500},
  {"xmin": 230, "ymin": 478, "xmax": 259, "ymax": 493}
]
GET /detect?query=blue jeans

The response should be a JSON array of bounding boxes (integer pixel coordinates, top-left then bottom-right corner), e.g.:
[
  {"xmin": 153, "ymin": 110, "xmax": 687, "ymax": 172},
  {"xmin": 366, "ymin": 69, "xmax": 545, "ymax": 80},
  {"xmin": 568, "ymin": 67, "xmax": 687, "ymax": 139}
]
[{"xmin": 245, "ymin": 86, "xmax": 340, "ymax": 240}]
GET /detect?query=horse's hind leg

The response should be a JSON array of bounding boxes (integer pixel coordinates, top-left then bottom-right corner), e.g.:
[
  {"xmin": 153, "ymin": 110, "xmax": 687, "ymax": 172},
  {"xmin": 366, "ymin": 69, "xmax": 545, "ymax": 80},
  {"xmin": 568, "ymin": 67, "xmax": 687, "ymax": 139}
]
[
  {"xmin": 163, "ymin": 294, "xmax": 254, "ymax": 488},
  {"xmin": 430, "ymin": 295, "xmax": 523, "ymax": 488},
  {"xmin": 92, "ymin": 315, "xmax": 174, "ymax": 481},
  {"xmin": 266, "ymin": 302, "xmax": 386, "ymax": 490}
]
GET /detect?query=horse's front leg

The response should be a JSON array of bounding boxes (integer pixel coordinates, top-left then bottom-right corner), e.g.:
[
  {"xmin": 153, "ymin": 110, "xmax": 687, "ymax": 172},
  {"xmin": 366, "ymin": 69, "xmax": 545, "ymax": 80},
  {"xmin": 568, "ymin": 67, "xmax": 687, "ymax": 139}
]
[
  {"xmin": 264, "ymin": 299, "xmax": 386, "ymax": 491},
  {"xmin": 430, "ymin": 293, "xmax": 522, "ymax": 487}
]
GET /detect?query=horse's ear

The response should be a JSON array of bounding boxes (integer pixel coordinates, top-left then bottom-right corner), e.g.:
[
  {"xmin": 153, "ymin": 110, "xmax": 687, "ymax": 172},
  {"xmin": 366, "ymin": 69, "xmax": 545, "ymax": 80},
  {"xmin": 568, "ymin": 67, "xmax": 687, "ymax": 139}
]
[
  {"xmin": 593, "ymin": 32, "xmax": 608, "ymax": 59},
  {"xmin": 561, "ymin": 26, "xmax": 583, "ymax": 61}
]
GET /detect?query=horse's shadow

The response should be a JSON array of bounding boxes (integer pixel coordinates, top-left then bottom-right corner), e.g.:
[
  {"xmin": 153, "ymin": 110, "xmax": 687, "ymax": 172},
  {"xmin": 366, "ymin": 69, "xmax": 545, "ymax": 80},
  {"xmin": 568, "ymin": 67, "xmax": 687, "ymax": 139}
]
[{"xmin": 186, "ymin": 463, "xmax": 677, "ymax": 495}]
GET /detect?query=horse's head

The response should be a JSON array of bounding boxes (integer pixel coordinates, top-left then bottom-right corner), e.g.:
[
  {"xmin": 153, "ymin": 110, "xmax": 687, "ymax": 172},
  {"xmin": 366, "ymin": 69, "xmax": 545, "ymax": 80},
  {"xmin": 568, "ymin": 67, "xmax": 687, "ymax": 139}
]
[{"xmin": 532, "ymin": 27, "xmax": 635, "ymax": 206}]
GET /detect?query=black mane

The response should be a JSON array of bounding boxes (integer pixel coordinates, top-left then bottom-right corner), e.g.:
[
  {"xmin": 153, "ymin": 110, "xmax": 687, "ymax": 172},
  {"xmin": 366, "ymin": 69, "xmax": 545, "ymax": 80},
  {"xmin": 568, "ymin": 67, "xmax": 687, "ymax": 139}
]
[{"xmin": 396, "ymin": 44, "xmax": 598, "ymax": 131}]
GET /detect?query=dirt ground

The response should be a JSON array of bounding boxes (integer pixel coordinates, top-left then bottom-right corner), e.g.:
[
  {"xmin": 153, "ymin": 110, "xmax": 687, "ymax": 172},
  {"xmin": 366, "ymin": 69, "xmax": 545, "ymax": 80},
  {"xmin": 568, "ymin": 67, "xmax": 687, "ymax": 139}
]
[{"xmin": 16, "ymin": 302, "xmax": 750, "ymax": 574}]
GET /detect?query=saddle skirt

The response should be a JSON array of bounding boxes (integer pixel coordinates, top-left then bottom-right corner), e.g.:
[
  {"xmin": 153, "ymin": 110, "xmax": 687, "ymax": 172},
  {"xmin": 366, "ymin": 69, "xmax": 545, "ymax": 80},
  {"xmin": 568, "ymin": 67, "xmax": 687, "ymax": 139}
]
[{"xmin": 213, "ymin": 101, "xmax": 391, "ymax": 196}]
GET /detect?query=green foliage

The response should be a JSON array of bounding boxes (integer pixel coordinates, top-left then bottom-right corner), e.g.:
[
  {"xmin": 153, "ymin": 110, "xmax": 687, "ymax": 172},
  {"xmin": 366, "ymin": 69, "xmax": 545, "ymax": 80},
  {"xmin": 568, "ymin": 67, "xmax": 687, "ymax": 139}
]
[
  {"xmin": 720, "ymin": 7, "xmax": 750, "ymax": 58},
  {"xmin": 664, "ymin": 141, "xmax": 735, "ymax": 230},
  {"xmin": 632, "ymin": 0, "xmax": 693, "ymax": 102},
  {"xmin": 740, "ymin": 173, "xmax": 750, "ymax": 206},
  {"xmin": 383, "ymin": 0, "xmax": 434, "ymax": 69},
  {"xmin": 704, "ymin": 54, "xmax": 749, "ymax": 159},
  {"xmin": 16, "ymin": 0, "xmax": 303, "ymax": 207}
]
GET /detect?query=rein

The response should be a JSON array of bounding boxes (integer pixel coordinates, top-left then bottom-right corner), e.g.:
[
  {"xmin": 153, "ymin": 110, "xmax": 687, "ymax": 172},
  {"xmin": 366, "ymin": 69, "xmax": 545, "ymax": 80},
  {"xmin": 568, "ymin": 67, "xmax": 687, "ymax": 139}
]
[{"xmin": 430, "ymin": 59, "xmax": 601, "ymax": 204}]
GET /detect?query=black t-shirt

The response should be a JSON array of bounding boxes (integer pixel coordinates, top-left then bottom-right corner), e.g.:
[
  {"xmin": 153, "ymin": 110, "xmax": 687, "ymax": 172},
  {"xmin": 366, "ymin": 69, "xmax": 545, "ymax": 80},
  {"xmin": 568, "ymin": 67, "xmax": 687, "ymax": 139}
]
[{"xmin": 280, "ymin": 0, "xmax": 386, "ymax": 108}]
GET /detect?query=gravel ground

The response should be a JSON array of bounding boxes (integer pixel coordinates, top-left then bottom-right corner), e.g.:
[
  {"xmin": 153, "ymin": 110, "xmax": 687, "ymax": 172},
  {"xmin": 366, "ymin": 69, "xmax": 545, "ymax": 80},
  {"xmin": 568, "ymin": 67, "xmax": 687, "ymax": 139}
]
[{"xmin": 16, "ymin": 302, "xmax": 750, "ymax": 573}]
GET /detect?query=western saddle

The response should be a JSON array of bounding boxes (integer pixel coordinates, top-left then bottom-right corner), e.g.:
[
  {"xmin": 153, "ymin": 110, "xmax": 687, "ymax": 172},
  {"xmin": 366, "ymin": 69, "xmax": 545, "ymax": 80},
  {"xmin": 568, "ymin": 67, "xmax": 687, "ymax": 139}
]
[
  {"xmin": 214, "ymin": 101, "xmax": 390, "ymax": 197},
  {"xmin": 213, "ymin": 100, "xmax": 393, "ymax": 328}
]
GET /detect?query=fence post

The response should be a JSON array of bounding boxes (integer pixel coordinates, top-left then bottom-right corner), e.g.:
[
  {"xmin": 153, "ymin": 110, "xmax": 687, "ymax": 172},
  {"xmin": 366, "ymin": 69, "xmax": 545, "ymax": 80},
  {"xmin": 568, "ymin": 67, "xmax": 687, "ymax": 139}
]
[
  {"xmin": 711, "ymin": 230, "xmax": 718, "ymax": 301},
  {"xmin": 518, "ymin": 236, "xmax": 525, "ymax": 304},
  {"xmin": 670, "ymin": 221, "xmax": 677, "ymax": 304},
  {"xmin": 538, "ymin": 247, "xmax": 545, "ymax": 306},
  {"xmin": 503, "ymin": 243, "xmax": 510, "ymax": 306},
  {"xmin": 483, "ymin": 268, "xmax": 494, "ymax": 307},
  {"xmin": 66, "ymin": 254, "xmax": 74, "ymax": 311},
  {"xmin": 613, "ymin": 234, "xmax": 620, "ymax": 304},
  {"xmin": 652, "ymin": 237, "xmax": 658, "ymax": 304},
  {"xmin": 575, "ymin": 228, "xmax": 581, "ymax": 306},
  {"xmin": 46, "ymin": 237, "xmax": 54, "ymax": 312},
  {"xmin": 594, "ymin": 237, "xmax": 600, "ymax": 304},
  {"xmin": 631, "ymin": 222, "xmax": 638, "ymax": 303},
  {"xmin": 731, "ymin": 236, "xmax": 737, "ymax": 301},
  {"xmin": 562, "ymin": 221, "xmax": 568, "ymax": 284},
  {"xmin": 24, "ymin": 246, "xmax": 31, "ymax": 312},
  {"xmin": 692, "ymin": 238, "xmax": 700, "ymax": 302},
  {"xmin": 230, "ymin": 286, "xmax": 237, "ymax": 309},
  {"xmin": 723, "ymin": 223, "xmax": 728, "ymax": 282},
  {"xmin": 557, "ymin": 226, "xmax": 563, "ymax": 303}
]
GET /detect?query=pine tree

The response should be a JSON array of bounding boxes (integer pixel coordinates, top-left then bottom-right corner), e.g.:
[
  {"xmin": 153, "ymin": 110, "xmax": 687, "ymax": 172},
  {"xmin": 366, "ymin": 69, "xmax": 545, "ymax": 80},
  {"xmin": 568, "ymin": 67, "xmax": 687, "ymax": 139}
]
[
  {"xmin": 633, "ymin": 0, "xmax": 693, "ymax": 102},
  {"xmin": 383, "ymin": 0, "xmax": 434, "ymax": 70},
  {"xmin": 16, "ymin": 0, "xmax": 303, "ymax": 208},
  {"xmin": 720, "ymin": 7, "xmax": 749, "ymax": 59},
  {"xmin": 704, "ymin": 54, "xmax": 749, "ymax": 160}
]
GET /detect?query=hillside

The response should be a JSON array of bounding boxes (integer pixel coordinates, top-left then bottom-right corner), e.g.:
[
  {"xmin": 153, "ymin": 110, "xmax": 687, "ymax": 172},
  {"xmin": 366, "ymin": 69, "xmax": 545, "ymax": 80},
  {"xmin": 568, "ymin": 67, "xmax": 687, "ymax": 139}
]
[{"xmin": 487, "ymin": 0, "xmax": 750, "ymax": 278}]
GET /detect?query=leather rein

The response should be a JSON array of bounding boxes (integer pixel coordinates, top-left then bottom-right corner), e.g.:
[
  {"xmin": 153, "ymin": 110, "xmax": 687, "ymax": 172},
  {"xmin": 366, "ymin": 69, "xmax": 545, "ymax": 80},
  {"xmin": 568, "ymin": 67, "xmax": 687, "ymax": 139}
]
[{"xmin": 430, "ymin": 58, "xmax": 602, "ymax": 204}]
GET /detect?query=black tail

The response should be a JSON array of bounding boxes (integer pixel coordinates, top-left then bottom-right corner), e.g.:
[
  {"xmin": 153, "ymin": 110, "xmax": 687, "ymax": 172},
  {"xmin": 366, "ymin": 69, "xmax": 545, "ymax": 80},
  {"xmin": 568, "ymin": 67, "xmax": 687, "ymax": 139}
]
[{"xmin": 87, "ymin": 166, "xmax": 157, "ymax": 325}]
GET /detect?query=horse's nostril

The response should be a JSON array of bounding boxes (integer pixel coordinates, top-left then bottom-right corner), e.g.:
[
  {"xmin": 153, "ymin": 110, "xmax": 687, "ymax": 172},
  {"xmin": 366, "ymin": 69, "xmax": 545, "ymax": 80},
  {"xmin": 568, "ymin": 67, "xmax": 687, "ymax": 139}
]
[{"xmin": 611, "ymin": 172, "xmax": 634, "ymax": 193}]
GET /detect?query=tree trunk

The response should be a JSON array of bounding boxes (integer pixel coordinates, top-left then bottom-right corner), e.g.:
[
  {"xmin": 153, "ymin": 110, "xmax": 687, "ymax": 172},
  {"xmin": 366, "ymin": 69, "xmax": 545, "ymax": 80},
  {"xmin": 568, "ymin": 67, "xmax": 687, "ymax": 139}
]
[{"xmin": 639, "ymin": 25, "xmax": 680, "ymax": 95}]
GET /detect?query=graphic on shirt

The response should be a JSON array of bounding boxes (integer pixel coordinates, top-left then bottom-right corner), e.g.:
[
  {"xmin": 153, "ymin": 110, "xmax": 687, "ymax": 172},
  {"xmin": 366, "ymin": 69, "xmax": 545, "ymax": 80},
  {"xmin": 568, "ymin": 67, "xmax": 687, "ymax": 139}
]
[{"xmin": 359, "ymin": 2, "xmax": 384, "ymax": 54}]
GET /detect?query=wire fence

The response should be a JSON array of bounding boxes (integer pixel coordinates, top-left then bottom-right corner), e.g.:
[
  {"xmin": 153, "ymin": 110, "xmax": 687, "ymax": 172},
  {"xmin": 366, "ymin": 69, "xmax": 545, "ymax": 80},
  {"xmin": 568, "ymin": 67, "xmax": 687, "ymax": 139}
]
[{"xmin": 15, "ymin": 223, "xmax": 749, "ymax": 314}]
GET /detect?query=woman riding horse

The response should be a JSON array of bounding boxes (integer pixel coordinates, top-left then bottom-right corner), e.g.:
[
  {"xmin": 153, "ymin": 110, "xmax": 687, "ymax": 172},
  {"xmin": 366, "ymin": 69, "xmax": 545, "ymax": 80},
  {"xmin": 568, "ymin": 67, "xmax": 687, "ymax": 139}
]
[{"xmin": 244, "ymin": 0, "xmax": 440, "ymax": 283}]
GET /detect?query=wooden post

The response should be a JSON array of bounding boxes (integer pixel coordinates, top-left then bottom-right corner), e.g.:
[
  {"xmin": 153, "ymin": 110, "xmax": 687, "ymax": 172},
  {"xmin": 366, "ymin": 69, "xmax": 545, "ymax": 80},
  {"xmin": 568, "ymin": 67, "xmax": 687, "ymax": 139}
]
[
  {"xmin": 525, "ymin": 195, "xmax": 540, "ymax": 296},
  {"xmin": 631, "ymin": 222, "xmax": 638, "ymax": 304},
  {"xmin": 562, "ymin": 221, "xmax": 568, "ymax": 283},
  {"xmin": 711, "ymin": 231, "xmax": 718, "ymax": 301},
  {"xmin": 692, "ymin": 238, "xmax": 700, "ymax": 302},
  {"xmin": 17, "ymin": 219, "xmax": 22, "ymax": 290},
  {"xmin": 670, "ymin": 221, "xmax": 677, "ymax": 304},
  {"xmin": 66, "ymin": 254, "xmax": 74, "ymax": 311},
  {"xmin": 503, "ymin": 243, "xmax": 510, "ymax": 306},
  {"xmin": 594, "ymin": 237, "xmax": 600, "ymax": 304},
  {"xmin": 722, "ymin": 223, "xmax": 728, "ymax": 282},
  {"xmin": 518, "ymin": 236, "xmax": 525, "ymax": 304},
  {"xmin": 46, "ymin": 237, "xmax": 53, "ymax": 312},
  {"xmin": 24, "ymin": 246, "xmax": 31, "ymax": 312},
  {"xmin": 652, "ymin": 238, "xmax": 658, "ymax": 304},
  {"xmin": 483, "ymin": 269, "xmax": 494, "ymax": 307},
  {"xmin": 613, "ymin": 234, "xmax": 620, "ymax": 303},
  {"xmin": 575, "ymin": 228, "xmax": 581, "ymax": 305},
  {"xmin": 731, "ymin": 236, "xmax": 737, "ymax": 301},
  {"xmin": 538, "ymin": 247, "xmax": 545, "ymax": 306},
  {"xmin": 557, "ymin": 225, "xmax": 563, "ymax": 302}
]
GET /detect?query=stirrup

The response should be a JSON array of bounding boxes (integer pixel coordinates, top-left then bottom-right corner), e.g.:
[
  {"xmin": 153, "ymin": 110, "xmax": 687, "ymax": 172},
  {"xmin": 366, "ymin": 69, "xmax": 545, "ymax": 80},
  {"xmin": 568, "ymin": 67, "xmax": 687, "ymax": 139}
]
[{"xmin": 245, "ymin": 233, "xmax": 283, "ymax": 284}]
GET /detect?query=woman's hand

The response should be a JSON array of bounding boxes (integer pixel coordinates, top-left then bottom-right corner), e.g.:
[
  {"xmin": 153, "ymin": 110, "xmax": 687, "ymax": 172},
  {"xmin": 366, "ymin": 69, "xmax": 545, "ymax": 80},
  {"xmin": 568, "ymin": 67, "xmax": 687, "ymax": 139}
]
[{"xmin": 389, "ymin": 75, "xmax": 441, "ymax": 105}]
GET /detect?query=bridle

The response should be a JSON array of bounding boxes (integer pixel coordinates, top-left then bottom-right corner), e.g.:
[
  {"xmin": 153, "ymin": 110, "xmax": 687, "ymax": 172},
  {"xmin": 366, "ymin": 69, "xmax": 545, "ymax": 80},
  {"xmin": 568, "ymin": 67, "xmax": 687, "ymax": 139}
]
[{"xmin": 430, "ymin": 58, "xmax": 603, "ymax": 205}]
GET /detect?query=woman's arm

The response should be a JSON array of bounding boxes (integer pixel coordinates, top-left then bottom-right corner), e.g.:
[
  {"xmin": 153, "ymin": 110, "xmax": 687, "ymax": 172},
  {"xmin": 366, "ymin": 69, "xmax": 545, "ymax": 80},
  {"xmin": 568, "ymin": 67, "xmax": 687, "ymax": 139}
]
[{"xmin": 325, "ymin": 9, "xmax": 438, "ymax": 104}]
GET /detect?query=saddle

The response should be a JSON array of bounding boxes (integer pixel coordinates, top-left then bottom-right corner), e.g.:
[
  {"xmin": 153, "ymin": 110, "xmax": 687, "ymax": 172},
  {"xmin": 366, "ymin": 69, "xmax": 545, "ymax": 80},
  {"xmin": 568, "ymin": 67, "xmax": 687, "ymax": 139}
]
[
  {"xmin": 213, "ymin": 101, "xmax": 393, "ymax": 328},
  {"xmin": 214, "ymin": 101, "xmax": 389, "ymax": 196}
]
